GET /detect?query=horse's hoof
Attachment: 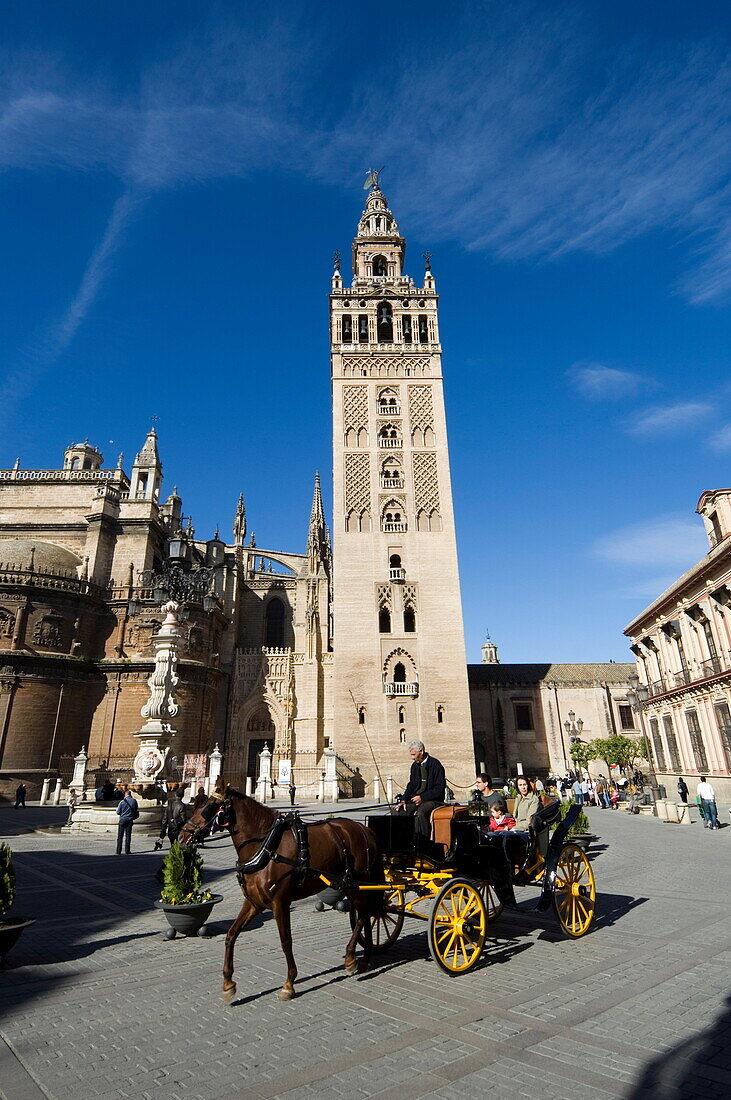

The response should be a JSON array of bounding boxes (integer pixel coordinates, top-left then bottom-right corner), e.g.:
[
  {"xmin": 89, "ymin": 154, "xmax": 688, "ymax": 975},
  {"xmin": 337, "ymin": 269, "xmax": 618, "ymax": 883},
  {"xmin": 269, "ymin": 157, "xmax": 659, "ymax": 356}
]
[
  {"xmin": 221, "ymin": 985, "xmax": 236, "ymax": 1003},
  {"xmin": 345, "ymin": 960, "xmax": 359, "ymax": 976},
  {"xmin": 278, "ymin": 987, "xmax": 295, "ymax": 1001}
]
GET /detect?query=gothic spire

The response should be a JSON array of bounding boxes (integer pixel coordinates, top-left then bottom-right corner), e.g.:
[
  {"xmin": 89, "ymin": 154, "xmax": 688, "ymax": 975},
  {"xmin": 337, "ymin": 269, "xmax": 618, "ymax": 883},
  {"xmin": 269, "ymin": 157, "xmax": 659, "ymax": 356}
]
[
  {"xmin": 233, "ymin": 492, "xmax": 246, "ymax": 546},
  {"xmin": 306, "ymin": 472, "xmax": 329, "ymax": 568}
]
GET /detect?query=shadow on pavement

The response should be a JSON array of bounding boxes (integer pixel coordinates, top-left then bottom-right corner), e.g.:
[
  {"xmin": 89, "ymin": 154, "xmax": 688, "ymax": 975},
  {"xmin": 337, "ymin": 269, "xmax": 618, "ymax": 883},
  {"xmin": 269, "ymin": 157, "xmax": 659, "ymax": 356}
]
[{"xmin": 627, "ymin": 993, "xmax": 731, "ymax": 1098}]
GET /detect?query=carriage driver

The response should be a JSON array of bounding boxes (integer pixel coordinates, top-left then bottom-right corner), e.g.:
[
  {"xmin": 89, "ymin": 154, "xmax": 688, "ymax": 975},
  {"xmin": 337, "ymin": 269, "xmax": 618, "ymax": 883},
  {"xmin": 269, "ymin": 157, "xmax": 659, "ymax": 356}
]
[{"xmin": 393, "ymin": 740, "xmax": 446, "ymax": 837}]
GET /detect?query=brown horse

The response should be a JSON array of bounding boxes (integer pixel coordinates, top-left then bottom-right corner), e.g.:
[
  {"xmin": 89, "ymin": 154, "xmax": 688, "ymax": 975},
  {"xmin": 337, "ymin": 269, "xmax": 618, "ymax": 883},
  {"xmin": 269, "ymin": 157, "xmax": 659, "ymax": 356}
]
[{"xmin": 182, "ymin": 776, "xmax": 384, "ymax": 1002}]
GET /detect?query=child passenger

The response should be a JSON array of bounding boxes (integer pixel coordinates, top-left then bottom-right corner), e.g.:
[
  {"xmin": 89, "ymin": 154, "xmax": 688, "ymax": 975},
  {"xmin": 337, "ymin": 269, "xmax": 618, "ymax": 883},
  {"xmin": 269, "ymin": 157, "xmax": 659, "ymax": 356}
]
[{"xmin": 487, "ymin": 798, "xmax": 516, "ymax": 832}]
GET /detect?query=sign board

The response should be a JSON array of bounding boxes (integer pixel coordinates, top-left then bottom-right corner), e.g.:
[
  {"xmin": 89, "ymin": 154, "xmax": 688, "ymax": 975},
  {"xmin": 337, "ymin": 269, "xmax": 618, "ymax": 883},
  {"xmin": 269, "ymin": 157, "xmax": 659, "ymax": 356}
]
[
  {"xmin": 182, "ymin": 754, "xmax": 207, "ymax": 782},
  {"xmin": 277, "ymin": 760, "xmax": 292, "ymax": 786}
]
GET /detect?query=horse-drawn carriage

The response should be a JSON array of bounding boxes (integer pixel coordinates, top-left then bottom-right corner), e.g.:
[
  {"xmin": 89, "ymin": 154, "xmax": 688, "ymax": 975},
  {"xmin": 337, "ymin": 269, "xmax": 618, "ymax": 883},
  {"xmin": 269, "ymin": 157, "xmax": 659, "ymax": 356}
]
[
  {"xmin": 335, "ymin": 799, "xmax": 596, "ymax": 975},
  {"xmin": 183, "ymin": 781, "xmax": 596, "ymax": 1001}
]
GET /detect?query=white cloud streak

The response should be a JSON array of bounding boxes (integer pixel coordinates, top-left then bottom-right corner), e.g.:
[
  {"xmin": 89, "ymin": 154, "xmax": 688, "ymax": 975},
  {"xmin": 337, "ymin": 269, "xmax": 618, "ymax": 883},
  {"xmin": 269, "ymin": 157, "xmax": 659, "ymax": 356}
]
[
  {"xmin": 595, "ymin": 517, "xmax": 708, "ymax": 568},
  {"xmin": 626, "ymin": 401, "xmax": 713, "ymax": 435},
  {"xmin": 567, "ymin": 362, "xmax": 648, "ymax": 400},
  {"xmin": 709, "ymin": 422, "xmax": 731, "ymax": 452}
]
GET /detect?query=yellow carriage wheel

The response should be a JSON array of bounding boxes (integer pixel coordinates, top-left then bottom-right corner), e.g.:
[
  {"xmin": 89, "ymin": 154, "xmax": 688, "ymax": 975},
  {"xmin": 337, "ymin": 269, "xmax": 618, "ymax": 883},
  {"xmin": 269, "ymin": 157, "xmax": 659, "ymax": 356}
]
[
  {"xmin": 428, "ymin": 878, "xmax": 487, "ymax": 975},
  {"xmin": 479, "ymin": 881, "xmax": 503, "ymax": 922},
  {"xmin": 351, "ymin": 887, "xmax": 405, "ymax": 952},
  {"xmin": 551, "ymin": 843, "xmax": 596, "ymax": 938}
]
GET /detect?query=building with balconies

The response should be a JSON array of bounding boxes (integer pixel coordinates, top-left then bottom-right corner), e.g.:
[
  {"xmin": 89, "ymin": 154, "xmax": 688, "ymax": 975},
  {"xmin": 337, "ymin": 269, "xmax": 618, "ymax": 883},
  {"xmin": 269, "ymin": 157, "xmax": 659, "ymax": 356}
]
[{"xmin": 624, "ymin": 484, "xmax": 731, "ymax": 800}]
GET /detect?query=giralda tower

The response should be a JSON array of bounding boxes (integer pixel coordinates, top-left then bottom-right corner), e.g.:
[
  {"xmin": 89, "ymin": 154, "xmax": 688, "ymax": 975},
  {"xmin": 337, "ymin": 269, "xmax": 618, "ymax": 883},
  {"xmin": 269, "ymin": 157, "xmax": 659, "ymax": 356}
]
[{"xmin": 330, "ymin": 179, "xmax": 474, "ymax": 792}]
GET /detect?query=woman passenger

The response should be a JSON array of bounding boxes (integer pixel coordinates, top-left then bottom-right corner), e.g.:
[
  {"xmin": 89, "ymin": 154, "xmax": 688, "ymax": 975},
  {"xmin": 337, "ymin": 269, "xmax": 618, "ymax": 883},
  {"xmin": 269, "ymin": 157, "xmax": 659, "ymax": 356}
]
[{"xmin": 512, "ymin": 776, "xmax": 541, "ymax": 832}]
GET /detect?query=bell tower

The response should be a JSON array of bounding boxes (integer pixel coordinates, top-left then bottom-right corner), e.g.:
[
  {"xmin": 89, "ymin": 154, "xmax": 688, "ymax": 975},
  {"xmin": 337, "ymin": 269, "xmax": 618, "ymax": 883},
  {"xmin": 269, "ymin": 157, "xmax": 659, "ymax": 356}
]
[{"xmin": 330, "ymin": 177, "xmax": 474, "ymax": 791}]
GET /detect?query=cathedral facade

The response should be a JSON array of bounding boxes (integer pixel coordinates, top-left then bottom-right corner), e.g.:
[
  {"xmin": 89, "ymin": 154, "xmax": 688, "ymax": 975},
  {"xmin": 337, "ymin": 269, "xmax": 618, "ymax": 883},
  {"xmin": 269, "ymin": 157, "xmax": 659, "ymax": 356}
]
[{"xmin": 0, "ymin": 186, "xmax": 475, "ymax": 799}]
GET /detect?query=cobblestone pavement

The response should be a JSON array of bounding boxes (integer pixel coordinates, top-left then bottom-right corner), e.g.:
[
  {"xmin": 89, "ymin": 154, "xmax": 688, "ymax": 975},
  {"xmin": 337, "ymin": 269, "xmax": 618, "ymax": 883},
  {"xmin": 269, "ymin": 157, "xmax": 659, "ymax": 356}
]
[{"xmin": 1, "ymin": 802, "xmax": 729, "ymax": 1100}]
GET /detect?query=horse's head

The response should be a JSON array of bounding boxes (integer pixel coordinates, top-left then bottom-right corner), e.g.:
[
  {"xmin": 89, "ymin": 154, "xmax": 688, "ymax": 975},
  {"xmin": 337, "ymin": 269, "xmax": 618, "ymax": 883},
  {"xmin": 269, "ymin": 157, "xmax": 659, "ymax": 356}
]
[{"xmin": 180, "ymin": 776, "xmax": 234, "ymax": 845}]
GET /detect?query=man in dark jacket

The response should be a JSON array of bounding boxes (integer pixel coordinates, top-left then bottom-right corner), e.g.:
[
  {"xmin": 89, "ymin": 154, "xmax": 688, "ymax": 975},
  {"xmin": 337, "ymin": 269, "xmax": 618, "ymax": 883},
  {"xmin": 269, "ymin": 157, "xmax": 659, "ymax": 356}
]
[
  {"xmin": 115, "ymin": 786, "xmax": 139, "ymax": 854},
  {"xmin": 393, "ymin": 740, "xmax": 446, "ymax": 837},
  {"xmin": 154, "ymin": 793, "xmax": 187, "ymax": 851}
]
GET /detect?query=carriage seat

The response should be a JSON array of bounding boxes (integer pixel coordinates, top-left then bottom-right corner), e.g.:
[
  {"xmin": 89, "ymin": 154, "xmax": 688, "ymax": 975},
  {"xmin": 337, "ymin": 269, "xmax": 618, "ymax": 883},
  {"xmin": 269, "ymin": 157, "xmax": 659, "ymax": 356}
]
[{"xmin": 430, "ymin": 804, "xmax": 470, "ymax": 855}]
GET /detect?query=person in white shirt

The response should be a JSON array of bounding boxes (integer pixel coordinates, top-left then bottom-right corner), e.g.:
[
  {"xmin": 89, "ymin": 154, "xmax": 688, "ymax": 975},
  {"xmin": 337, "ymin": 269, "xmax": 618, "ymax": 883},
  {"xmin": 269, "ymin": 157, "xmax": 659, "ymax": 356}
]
[
  {"xmin": 696, "ymin": 776, "xmax": 719, "ymax": 830},
  {"xmin": 534, "ymin": 779, "xmax": 545, "ymax": 793}
]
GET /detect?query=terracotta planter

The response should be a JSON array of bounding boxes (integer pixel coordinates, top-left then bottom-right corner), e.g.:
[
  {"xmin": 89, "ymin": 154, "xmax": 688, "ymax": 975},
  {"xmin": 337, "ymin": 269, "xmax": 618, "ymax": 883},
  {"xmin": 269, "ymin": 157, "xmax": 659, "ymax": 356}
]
[
  {"xmin": 0, "ymin": 917, "xmax": 35, "ymax": 961},
  {"xmin": 154, "ymin": 894, "xmax": 223, "ymax": 938}
]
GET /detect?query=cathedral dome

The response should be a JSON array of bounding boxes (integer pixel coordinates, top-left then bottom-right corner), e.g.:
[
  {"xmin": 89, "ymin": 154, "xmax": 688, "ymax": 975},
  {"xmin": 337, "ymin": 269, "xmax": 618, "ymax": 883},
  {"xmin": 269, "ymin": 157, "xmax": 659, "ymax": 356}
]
[{"xmin": 0, "ymin": 538, "xmax": 81, "ymax": 574}]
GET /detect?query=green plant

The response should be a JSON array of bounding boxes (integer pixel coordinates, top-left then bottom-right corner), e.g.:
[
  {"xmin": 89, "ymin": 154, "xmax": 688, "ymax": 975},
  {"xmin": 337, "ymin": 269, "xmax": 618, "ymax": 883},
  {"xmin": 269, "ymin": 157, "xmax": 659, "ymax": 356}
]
[
  {"xmin": 160, "ymin": 841, "xmax": 213, "ymax": 905},
  {"xmin": 551, "ymin": 798, "xmax": 590, "ymax": 837},
  {"xmin": 0, "ymin": 842, "xmax": 16, "ymax": 918}
]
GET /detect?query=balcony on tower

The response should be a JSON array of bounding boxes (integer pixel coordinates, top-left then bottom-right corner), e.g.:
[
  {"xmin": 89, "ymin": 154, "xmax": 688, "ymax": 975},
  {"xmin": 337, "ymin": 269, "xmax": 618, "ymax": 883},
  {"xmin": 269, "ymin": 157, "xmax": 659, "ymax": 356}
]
[
  {"xmin": 378, "ymin": 425, "xmax": 402, "ymax": 448},
  {"xmin": 385, "ymin": 681, "xmax": 419, "ymax": 697}
]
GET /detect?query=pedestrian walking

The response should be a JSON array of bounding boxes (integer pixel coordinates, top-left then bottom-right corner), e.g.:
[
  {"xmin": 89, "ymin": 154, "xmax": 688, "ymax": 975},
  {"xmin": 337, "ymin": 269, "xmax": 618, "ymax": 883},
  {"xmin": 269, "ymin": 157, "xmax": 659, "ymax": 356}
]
[
  {"xmin": 572, "ymin": 779, "xmax": 584, "ymax": 806},
  {"xmin": 154, "ymin": 791, "xmax": 186, "ymax": 851},
  {"xmin": 696, "ymin": 776, "xmax": 720, "ymax": 830},
  {"xmin": 288, "ymin": 781, "xmax": 297, "ymax": 806},
  {"xmin": 115, "ymin": 785, "xmax": 139, "ymax": 854},
  {"xmin": 14, "ymin": 783, "xmax": 26, "ymax": 808},
  {"xmin": 677, "ymin": 777, "xmax": 689, "ymax": 804}
]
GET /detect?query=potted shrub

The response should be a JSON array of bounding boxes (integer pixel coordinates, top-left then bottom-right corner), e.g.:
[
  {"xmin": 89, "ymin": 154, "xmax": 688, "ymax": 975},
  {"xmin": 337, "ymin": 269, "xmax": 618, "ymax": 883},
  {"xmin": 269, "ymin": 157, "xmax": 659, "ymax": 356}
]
[
  {"xmin": 154, "ymin": 841, "xmax": 222, "ymax": 939},
  {"xmin": 0, "ymin": 842, "xmax": 35, "ymax": 961},
  {"xmin": 552, "ymin": 800, "xmax": 591, "ymax": 849}
]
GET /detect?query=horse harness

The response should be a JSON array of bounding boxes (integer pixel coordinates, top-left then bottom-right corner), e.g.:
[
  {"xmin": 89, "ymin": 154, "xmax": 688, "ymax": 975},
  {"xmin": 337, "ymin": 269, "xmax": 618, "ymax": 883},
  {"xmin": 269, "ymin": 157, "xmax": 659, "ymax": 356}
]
[{"xmin": 234, "ymin": 812, "xmax": 312, "ymax": 892}]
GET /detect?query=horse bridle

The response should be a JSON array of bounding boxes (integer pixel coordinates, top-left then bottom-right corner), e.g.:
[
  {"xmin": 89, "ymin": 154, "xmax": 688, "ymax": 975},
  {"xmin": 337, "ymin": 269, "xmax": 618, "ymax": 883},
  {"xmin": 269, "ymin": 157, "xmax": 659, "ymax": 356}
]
[{"xmin": 181, "ymin": 794, "xmax": 233, "ymax": 844}]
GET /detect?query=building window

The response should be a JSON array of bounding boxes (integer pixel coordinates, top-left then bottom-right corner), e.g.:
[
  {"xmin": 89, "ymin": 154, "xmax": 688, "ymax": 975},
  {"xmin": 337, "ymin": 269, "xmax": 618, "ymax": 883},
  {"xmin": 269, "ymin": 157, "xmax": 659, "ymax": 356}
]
[
  {"xmin": 402, "ymin": 314, "xmax": 413, "ymax": 343},
  {"xmin": 514, "ymin": 703, "xmax": 533, "ymax": 731},
  {"xmin": 342, "ymin": 316, "xmax": 353, "ymax": 343},
  {"xmin": 649, "ymin": 718, "xmax": 667, "ymax": 771},
  {"xmin": 399, "ymin": 728, "xmax": 407, "ymax": 743},
  {"xmin": 618, "ymin": 705, "xmax": 635, "ymax": 731},
  {"xmin": 702, "ymin": 619, "xmax": 719, "ymax": 660},
  {"xmin": 403, "ymin": 606, "xmax": 416, "ymax": 633},
  {"xmin": 685, "ymin": 709, "xmax": 709, "ymax": 772},
  {"xmin": 418, "ymin": 315, "xmax": 429, "ymax": 342},
  {"xmin": 358, "ymin": 707, "xmax": 366, "ymax": 725},
  {"xmin": 358, "ymin": 314, "xmax": 369, "ymax": 342},
  {"xmin": 398, "ymin": 706, "xmax": 405, "ymax": 723},
  {"xmin": 377, "ymin": 301, "xmax": 393, "ymax": 342},
  {"xmin": 393, "ymin": 662, "xmax": 406, "ymax": 683},
  {"xmin": 709, "ymin": 510, "xmax": 723, "ymax": 546},
  {"xmin": 714, "ymin": 702, "xmax": 731, "ymax": 770},
  {"xmin": 662, "ymin": 716, "xmax": 682, "ymax": 771},
  {"xmin": 379, "ymin": 608, "xmax": 391, "ymax": 633},
  {"xmin": 264, "ymin": 598, "xmax": 285, "ymax": 647},
  {"xmin": 437, "ymin": 705, "xmax": 444, "ymax": 724},
  {"xmin": 372, "ymin": 255, "xmax": 387, "ymax": 276}
]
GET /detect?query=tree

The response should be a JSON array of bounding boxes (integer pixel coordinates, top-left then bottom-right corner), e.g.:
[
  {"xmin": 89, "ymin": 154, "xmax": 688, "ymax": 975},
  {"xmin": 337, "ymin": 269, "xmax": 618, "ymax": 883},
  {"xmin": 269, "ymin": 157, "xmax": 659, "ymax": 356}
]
[
  {"xmin": 570, "ymin": 740, "xmax": 592, "ymax": 774},
  {"xmin": 589, "ymin": 734, "xmax": 649, "ymax": 776}
]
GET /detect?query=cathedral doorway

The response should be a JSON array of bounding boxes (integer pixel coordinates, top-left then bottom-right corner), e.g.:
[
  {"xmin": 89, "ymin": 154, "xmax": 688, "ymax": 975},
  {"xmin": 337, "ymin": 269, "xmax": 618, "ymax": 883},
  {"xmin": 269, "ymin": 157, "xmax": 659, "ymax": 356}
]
[{"xmin": 246, "ymin": 706, "xmax": 276, "ymax": 777}]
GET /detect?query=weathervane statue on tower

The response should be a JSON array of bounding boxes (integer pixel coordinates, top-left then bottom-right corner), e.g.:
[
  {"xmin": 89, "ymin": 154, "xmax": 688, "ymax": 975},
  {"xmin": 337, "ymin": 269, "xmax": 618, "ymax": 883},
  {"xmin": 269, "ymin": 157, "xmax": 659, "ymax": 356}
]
[{"xmin": 363, "ymin": 166, "xmax": 385, "ymax": 191}]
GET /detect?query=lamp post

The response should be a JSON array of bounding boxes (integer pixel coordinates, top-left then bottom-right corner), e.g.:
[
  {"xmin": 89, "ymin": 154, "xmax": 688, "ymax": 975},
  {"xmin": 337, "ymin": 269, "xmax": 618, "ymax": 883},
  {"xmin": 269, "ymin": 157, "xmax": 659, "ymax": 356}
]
[
  {"xmin": 626, "ymin": 673, "xmax": 660, "ymax": 809},
  {"xmin": 564, "ymin": 711, "xmax": 585, "ymax": 777}
]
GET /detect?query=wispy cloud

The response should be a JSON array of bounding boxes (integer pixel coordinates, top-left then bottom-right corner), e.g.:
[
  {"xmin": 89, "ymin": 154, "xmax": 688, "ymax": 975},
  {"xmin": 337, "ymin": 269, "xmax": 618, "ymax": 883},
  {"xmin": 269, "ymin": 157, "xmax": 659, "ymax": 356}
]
[
  {"xmin": 595, "ymin": 516, "xmax": 707, "ymax": 568},
  {"xmin": 0, "ymin": 189, "xmax": 140, "ymax": 431},
  {"xmin": 708, "ymin": 422, "xmax": 731, "ymax": 452},
  {"xmin": 567, "ymin": 362, "xmax": 648, "ymax": 400},
  {"xmin": 626, "ymin": 401, "xmax": 712, "ymax": 436}
]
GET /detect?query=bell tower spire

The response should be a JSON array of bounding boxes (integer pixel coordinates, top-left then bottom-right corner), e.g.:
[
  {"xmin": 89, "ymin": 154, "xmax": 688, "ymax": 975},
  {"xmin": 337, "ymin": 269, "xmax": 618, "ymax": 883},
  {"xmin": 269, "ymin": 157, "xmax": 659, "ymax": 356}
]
[{"xmin": 329, "ymin": 180, "xmax": 473, "ymax": 791}]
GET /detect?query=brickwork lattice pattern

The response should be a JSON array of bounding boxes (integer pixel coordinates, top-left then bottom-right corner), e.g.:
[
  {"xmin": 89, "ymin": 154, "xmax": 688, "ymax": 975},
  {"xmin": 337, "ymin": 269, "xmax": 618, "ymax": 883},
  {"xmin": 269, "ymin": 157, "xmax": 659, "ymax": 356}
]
[
  {"xmin": 412, "ymin": 452, "xmax": 440, "ymax": 513},
  {"xmin": 344, "ymin": 453, "xmax": 371, "ymax": 513},
  {"xmin": 408, "ymin": 385, "xmax": 434, "ymax": 430},
  {"xmin": 342, "ymin": 356, "xmax": 430, "ymax": 377},
  {"xmin": 343, "ymin": 385, "xmax": 368, "ymax": 431}
]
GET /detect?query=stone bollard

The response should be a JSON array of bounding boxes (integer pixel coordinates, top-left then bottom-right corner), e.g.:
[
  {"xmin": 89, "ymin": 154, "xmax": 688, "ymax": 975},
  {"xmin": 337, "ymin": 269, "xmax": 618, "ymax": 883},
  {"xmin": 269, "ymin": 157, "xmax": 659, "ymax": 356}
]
[
  {"xmin": 386, "ymin": 776, "xmax": 394, "ymax": 803},
  {"xmin": 52, "ymin": 778, "xmax": 63, "ymax": 805},
  {"xmin": 373, "ymin": 776, "xmax": 381, "ymax": 803},
  {"xmin": 245, "ymin": 776, "xmax": 254, "ymax": 797},
  {"xmin": 256, "ymin": 745, "xmax": 272, "ymax": 803},
  {"xmin": 318, "ymin": 772, "xmax": 326, "ymax": 802},
  {"xmin": 677, "ymin": 802, "xmax": 692, "ymax": 825},
  {"xmin": 208, "ymin": 744, "xmax": 223, "ymax": 791},
  {"xmin": 40, "ymin": 778, "xmax": 51, "ymax": 806}
]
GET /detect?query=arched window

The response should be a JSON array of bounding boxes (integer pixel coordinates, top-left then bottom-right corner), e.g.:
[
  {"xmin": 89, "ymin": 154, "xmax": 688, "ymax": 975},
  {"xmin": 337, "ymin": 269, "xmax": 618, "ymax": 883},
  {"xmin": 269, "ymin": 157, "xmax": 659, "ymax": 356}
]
[
  {"xmin": 398, "ymin": 706, "xmax": 405, "ymax": 723},
  {"xmin": 390, "ymin": 554, "xmax": 401, "ymax": 568},
  {"xmin": 372, "ymin": 255, "xmax": 387, "ymax": 276},
  {"xmin": 418, "ymin": 315, "xmax": 429, "ymax": 342},
  {"xmin": 359, "ymin": 707, "xmax": 366, "ymax": 725},
  {"xmin": 437, "ymin": 706, "xmax": 444, "ymax": 724},
  {"xmin": 265, "ymin": 598, "xmax": 285, "ymax": 647},
  {"xmin": 402, "ymin": 314, "xmax": 413, "ymax": 343},
  {"xmin": 393, "ymin": 662, "xmax": 406, "ymax": 683},
  {"xmin": 404, "ymin": 606, "xmax": 416, "ymax": 633},
  {"xmin": 358, "ymin": 315, "xmax": 369, "ymax": 343},
  {"xmin": 342, "ymin": 316, "xmax": 353, "ymax": 343},
  {"xmin": 377, "ymin": 387, "xmax": 399, "ymax": 414},
  {"xmin": 70, "ymin": 457, "xmax": 80, "ymax": 470},
  {"xmin": 379, "ymin": 607, "xmax": 392, "ymax": 633},
  {"xmin": 400, "ymin": 728, "xmax": 407, "ymax": 743},
  {"xmin": 377, "ymin": 301, "xmax": 393, "ymax": 342}
]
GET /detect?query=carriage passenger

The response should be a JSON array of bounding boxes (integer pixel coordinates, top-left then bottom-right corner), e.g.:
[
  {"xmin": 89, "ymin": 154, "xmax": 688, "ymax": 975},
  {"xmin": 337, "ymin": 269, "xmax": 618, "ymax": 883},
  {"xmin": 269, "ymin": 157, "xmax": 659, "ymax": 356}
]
[
  {"xmin": 512, "ymin": 776, "xmax": 541, "ymax": 831},
  {"xmin": 487, "ymin": 799, "xmax": 516, "ymax": 832}
]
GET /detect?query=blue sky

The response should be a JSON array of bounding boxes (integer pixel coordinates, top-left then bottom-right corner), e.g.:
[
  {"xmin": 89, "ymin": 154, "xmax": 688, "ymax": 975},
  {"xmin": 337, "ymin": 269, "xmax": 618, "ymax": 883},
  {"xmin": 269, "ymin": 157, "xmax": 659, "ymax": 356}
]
[{"xmin": 1, "ymin": 0, "xmax": 730, "ymax": 662}]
